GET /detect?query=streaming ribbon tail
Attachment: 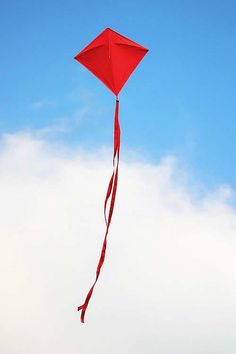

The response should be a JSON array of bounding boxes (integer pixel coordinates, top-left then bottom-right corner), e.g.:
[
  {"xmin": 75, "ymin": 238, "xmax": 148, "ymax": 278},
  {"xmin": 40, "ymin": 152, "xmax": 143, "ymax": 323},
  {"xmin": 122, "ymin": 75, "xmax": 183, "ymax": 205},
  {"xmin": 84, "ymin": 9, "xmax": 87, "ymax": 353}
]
[{"xmin": 78, "ymin": 98, "xmax": 120, "ymax": 323}]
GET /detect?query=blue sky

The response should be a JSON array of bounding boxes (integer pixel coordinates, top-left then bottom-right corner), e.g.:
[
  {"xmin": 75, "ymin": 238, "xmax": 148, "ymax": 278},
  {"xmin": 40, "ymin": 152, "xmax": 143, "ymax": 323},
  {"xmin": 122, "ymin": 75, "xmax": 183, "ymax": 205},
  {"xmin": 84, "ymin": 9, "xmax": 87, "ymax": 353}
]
[{"xmin": 1, "ymin": 0, "xmax": 236, "ymax": 190}]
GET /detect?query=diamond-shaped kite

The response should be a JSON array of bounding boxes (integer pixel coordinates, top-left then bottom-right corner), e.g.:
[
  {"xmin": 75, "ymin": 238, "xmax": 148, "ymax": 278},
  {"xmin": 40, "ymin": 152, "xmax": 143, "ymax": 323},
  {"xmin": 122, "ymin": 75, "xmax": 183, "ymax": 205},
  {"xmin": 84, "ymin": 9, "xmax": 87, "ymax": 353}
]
[{"xmin": 74, "ymin": 28, "xmax": 148, "ymax": 323}]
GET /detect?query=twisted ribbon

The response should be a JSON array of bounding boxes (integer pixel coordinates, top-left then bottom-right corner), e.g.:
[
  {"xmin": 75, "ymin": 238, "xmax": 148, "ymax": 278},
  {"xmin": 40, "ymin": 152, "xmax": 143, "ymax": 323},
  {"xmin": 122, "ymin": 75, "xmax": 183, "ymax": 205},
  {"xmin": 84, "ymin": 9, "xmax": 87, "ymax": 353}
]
[{"xmin": 78, "ymin": 98, "xmax": 120, "ymax": 323}]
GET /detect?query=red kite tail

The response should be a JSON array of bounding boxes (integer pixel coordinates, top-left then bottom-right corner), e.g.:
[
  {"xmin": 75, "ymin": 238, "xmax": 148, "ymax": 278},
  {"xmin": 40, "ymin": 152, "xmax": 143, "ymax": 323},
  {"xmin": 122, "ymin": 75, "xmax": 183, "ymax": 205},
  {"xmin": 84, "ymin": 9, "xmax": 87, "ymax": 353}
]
[{"xmin": 78, "ymin": 98, "xmax": 120, "ymax": 323}]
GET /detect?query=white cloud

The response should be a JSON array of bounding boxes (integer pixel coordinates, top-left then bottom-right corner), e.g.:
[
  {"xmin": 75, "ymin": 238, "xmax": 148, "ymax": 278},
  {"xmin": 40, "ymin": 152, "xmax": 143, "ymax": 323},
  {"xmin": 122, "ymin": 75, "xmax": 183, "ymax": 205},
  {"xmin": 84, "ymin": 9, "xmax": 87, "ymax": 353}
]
[{"xmin": 0, "ymin": 133, "xmax": 236, "ymax": 354}]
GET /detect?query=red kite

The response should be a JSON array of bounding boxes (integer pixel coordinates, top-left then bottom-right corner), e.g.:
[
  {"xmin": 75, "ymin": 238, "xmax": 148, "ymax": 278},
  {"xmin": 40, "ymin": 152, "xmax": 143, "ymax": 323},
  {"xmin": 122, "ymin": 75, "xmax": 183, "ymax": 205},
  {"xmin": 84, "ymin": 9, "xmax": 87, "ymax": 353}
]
[{"xmin": 74, "ymin": 28, "xmax": 148, "ymax": 323}]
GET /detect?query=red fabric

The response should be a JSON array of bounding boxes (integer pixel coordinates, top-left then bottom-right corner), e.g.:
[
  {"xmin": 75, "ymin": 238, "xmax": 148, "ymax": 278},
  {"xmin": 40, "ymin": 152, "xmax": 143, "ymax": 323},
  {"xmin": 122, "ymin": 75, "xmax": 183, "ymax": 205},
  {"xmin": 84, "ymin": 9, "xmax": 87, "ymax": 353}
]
[
  {"xmin": 74, "ymin": 28, "xmax": 148, "ymax": 323},
  {"xmin": 74, "ymin": 28, "xmax": 148, "ymax": 95},
  {"xmin": 77, "ymin": 99, "xmax": 120, "ymax": 323}
]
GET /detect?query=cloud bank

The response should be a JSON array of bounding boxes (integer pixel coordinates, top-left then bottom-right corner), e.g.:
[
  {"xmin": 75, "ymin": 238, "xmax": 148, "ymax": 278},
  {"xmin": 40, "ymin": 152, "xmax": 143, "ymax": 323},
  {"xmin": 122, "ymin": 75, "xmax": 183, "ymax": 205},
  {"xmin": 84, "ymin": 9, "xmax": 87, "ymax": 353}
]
[{"xmin": 0, "ymin": 133, "xmax": 236, "ymax": 354}]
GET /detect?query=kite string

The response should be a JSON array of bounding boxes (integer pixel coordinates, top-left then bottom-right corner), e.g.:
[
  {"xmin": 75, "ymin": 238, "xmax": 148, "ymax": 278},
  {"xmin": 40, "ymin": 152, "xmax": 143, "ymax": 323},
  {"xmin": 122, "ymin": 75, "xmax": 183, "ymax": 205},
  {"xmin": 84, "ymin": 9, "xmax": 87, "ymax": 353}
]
[{"xmin": 78, "ymin": 98, "xmax": 120, "ymax": 323}]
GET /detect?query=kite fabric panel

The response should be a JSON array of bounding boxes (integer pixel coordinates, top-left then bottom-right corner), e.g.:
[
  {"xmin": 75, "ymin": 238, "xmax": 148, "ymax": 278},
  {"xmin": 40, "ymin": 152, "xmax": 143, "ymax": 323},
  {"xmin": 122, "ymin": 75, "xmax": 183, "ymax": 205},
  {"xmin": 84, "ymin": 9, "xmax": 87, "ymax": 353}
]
[{"xmin": 74, "ymin": 28, "xmax": 148, "ymax": 323}]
